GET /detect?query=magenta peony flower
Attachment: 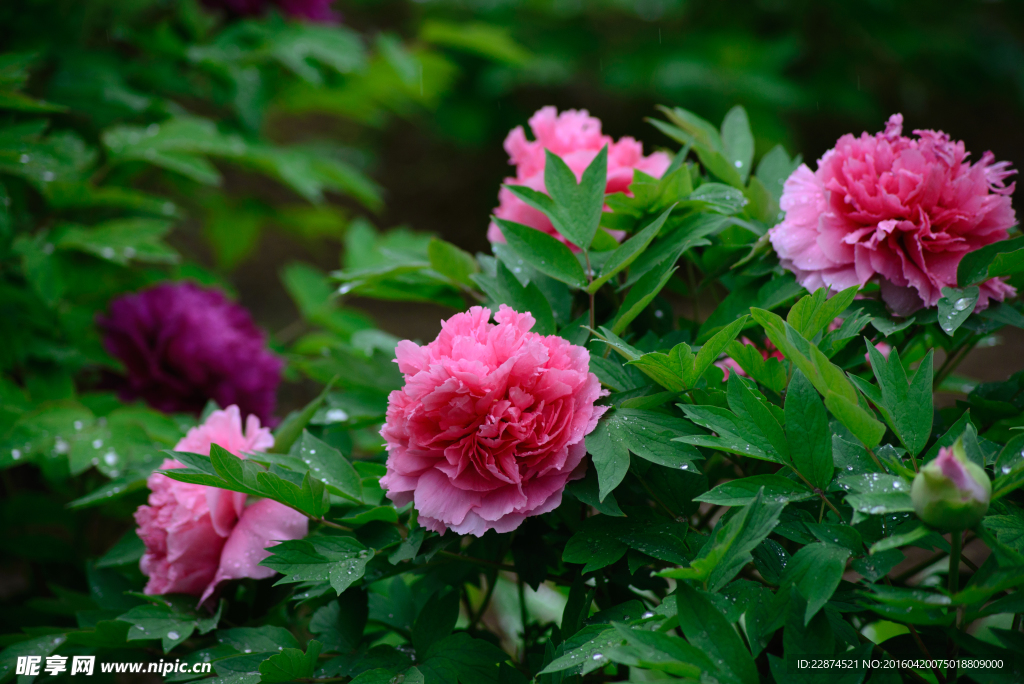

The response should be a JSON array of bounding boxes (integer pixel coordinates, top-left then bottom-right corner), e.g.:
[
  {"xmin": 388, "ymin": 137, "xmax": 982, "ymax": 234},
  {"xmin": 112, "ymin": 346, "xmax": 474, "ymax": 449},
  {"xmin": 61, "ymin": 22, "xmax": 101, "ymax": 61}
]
[
  {"xmin": 204, "ymin": 0, "xmax": 338, "ymax": 21},
  {"xmin": 134, "ymin": 406, "xmax": 308, "ymax": 601},
  {"xmin": 489, "ymin": 106, "xmax": 672, "ymax": 249},
  {"xmin": 98, "ymin": 282, "xmax": 283, "ymax": 425},
  {"xmin": 379, "ymin": 305, "xmax": 608, "ymax": 536},
  {"xmin": 770, "ymin": 114, "xmax": 1017, "ymax": 315}
]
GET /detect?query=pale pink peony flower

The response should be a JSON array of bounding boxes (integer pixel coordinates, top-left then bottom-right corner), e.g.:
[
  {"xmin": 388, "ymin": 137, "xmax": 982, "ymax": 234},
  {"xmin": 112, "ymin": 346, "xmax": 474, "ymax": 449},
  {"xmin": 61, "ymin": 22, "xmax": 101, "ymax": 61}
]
[
  {"xmin": 770, "ymin": 114, "xmax": 1017, "ymax": 315},
  {"xmin": 134, "ymin": 406, "xmax": 307, "ymax": 601},
  {"xmin": 488, "ymin": 106, "xmax": 672, "ymax": 249},
  {"xmin": 380, "ymin": 305, "xmax": 608, "ymax": 536}
]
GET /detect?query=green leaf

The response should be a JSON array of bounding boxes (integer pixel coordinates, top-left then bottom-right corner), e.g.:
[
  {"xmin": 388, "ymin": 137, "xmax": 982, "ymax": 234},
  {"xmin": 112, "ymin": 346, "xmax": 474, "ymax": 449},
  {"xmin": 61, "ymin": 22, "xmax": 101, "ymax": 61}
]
[
  {"xmin": 55, "ymin": 218, "xmax": 178, "ymax": 265},
  {"xmin": 412, "ymin": 589, "xmax": 460, "ymax": 656},
  {"xmin": 218, "ymin": 626, "xmax": 299, "ymax": 653},
  {"xmin": 661, "ymin": 489, "xmax": 784, "ymax": 592},
  {"xmin": 96, "ymin": 530, "xmax": 146, "ymax": 568},
  {"xmin": 720, "ymin": 105, "xmax": 754, "ymax": 185},
  {"xmin": 419, "ymin": 633, "xmax": 507, "ymax": 684},
  {"xmin": 543, "ymin": 146, "xmax": 607, "ymax": 250},
  {"xmin": 259, "ymin": 641, "xmax": 322, "ymax": 683},
  {"xmin": 675, "ymin": 583, "xmax": 759, "ymax": 684},
  {"xmin": 610, "ymin": 258, "xmax": 676, "ymax": 335},
  {"xmin": 779, "ymin": 543, "xmax": 851, "ymax": 624},
  {"xmin": 260, "ymin": 536, "xmax": 372, "ymax": 596},
  {"xmin": 957, "ymin": 235, "xmax": 1024, "ymax": 286},
  {"xmin": 823, "ymin": 391, "xmax": 886, "ymax": 449},
  {"xmin": 585, "ymin": 408, "xmax": 703, "ymax": 500},
  {"xmin": 287, "ymin": 431, "xmax": 363, "ymax": 503},
  {"xmin": 724, "ymin": 340, "xmax": 788, "ymax": 394},
  {"xmin": 785, "ymin": 371, "xmax": 834, "ymax": 490},
  {"xmin": 837, "ymin": 472, "xmax": 914, "ymax": 522},
  {"xmin": 588, "ymin": 206, "xmax": 672, "ymax": 293},
  {"xmin": 676, "ymin": 378, "xmax": 788, "ymax": 464},
  {"xmin": 786, "ymin": 286, "xmax": 859, "ymax": 340},
  {"xmin": 309, "ymin": 591, "xmax": 368, "ymax": 653},
  {"xmin": 477, "ymin": 260, "xmax": 555, "ymax": 336},
  {"xmin": 491, "ymin": 218, "xmax": 587, "ymax": 288},
  {"xmin": 631, "ymin": 316, "xmax": 750, "ymax": 393},
  {"xmin": 852, "ymin": 549, "xmax": 904, "ymax": 583},
  {"xmin": 538, "ymin": 625, "xmax": 619, "ymax": 675},
  {"xmin": 420, "ymin": 20, "xmax": 530, "ymax": 65},
  {"xmin": 565, "ymin": 468, "xmax": 625, "ymax": 516},
  {"xmin": 937, "ymin": 286, "xmax": 980, "ymax": 335},
  {"xmin": 695, "ymin": 475, "xmax": 815, "ymax": 506},
  {"xmin": 427, "ymin": 238, "xmax": 478, "ymax": 287},
  {"xmin": 119, "ymin": 598, "xmax": 223, "ymax": 653},
  {"xmin": 865, "ymin": 346, "xmax": 933, "ymax": 456},
  {"xmin": 756, "ymin": 146, "xmax": 802, "ymax": 203},
  {"xmin": 692, "ymin": 315, "xmax": 750, "ymax": 386}
]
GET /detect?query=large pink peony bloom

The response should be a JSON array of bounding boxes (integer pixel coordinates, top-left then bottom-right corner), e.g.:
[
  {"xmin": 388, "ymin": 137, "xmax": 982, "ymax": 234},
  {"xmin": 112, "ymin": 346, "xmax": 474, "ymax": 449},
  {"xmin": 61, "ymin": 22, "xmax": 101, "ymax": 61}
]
[
  {"xmin": 380, "ymin": 306, "xmax": 608, "ymax": 536},
  {"xmin": 134, "ymin": 406, "xmax": 307, "ymax": 602},
  {"xmin": 770, "ymin": 114, "xmax": 1017, "ymax": 315},
  {"xmin": 489, "ymin": 106, "xmax": 672, "ymax": 249}
]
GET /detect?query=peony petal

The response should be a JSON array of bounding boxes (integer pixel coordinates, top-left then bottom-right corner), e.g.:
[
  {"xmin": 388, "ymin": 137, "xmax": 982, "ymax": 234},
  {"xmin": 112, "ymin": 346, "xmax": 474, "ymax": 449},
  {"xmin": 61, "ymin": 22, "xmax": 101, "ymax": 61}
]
[{"xmin": 199, "ymin": 499, "xmax": 308, "ymax": 604}]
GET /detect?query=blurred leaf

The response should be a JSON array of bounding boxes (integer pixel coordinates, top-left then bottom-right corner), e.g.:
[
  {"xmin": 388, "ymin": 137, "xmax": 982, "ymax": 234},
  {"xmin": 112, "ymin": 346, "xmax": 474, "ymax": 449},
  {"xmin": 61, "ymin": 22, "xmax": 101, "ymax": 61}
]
[
  {"xmin": 720, "ymin": 105, "xmax": 754, "ymax": 185},
  {"xmin": 55, "ymin": 218, "xmax": 178, "ymax": 265},
  {"xmin": 427, "ymin": 238, "xmax": 478, "ymax": 288},
  {"xmin": 421, "ymin": 20, "xmax": 530, "ymax": 65}
]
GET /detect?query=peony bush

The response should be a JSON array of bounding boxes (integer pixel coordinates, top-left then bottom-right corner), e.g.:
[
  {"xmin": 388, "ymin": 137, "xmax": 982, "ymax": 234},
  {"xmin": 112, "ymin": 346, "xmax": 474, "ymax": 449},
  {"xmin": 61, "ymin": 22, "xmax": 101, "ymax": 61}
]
[{"xmin": 6, "ymin": 80, "xmax": 1024, "ymax": 684}]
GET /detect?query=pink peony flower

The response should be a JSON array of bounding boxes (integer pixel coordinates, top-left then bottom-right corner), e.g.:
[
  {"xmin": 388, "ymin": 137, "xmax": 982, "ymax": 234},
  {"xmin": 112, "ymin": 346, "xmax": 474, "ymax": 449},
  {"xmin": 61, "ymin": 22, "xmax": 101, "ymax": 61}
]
[
  {"xmin": 770, "ymin": 114, "xmax": 1017, "ymax": 315},
  {"xmin": 134, "ymin": 406, "xmax": 307, "ymax": 601},
  {"xmin": 380, "ymin": 305, "xmax": 608, "ymax": 536},
  {"xmin": 488, "ymin": 106, "xmax": 671, "ymax": 249}
]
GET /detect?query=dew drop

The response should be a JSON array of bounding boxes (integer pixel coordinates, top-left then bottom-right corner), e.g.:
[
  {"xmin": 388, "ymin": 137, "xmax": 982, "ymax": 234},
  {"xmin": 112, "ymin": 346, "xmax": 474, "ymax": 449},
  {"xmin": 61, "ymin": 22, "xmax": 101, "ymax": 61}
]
[{"xmin": 167, "ymin": 631, "xmax": 180, "ymax": 640}]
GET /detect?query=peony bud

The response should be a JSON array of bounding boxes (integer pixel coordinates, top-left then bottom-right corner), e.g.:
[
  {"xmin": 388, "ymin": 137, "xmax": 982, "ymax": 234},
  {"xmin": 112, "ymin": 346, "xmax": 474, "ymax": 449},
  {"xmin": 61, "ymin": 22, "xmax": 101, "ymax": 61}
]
[{"xmin": 911, "ymin": 439, "xmax": 991, "ymax": 530}]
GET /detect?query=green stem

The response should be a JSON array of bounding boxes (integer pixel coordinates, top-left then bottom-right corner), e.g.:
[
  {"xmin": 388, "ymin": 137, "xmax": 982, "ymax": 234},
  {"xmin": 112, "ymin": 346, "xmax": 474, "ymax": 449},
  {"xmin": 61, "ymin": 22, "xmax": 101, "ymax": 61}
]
[
  {"xmin": 584, "ymin": 251, "xmax": 596, "ymax": 331},
  {"xmin": 518, "ymin": 577, "xmax": 528, "ymax": 661},
  {"xmin": 470, "ymin": 571, "xmax": 499, "ymax": 630},
  {"xmin": 934, "ymin": 336, "xmax": 977, "ymax": 389},
  {"xmin": 949, "ymin": 531, "xmax": 963, "ymax": 595}
]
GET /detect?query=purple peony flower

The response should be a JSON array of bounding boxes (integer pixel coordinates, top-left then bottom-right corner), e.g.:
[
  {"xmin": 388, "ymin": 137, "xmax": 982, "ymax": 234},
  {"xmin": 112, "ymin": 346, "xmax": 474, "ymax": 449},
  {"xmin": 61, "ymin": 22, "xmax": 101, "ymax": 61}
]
[
  {"xmin": 205, "ymin": 0, "xmax": 339, "ymax": 22},
  {"xmin": 97, "ymin": 282, "xmax": 283, "ymax": 424}
]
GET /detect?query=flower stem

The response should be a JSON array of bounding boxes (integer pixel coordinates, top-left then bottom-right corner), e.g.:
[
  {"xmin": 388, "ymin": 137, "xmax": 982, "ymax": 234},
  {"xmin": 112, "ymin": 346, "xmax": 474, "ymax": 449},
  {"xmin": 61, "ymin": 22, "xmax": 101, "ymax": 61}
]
[
  {"xmin": 949, "ymin": 531, "xmax": 963, "ymax": 595},
  {"xmin": 584, "ymin": 251, "xmax": 596, "ymax": 330},
  {"xmin": 933, "ymin": 336, "xmax": 978, "ymax": 389}
]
